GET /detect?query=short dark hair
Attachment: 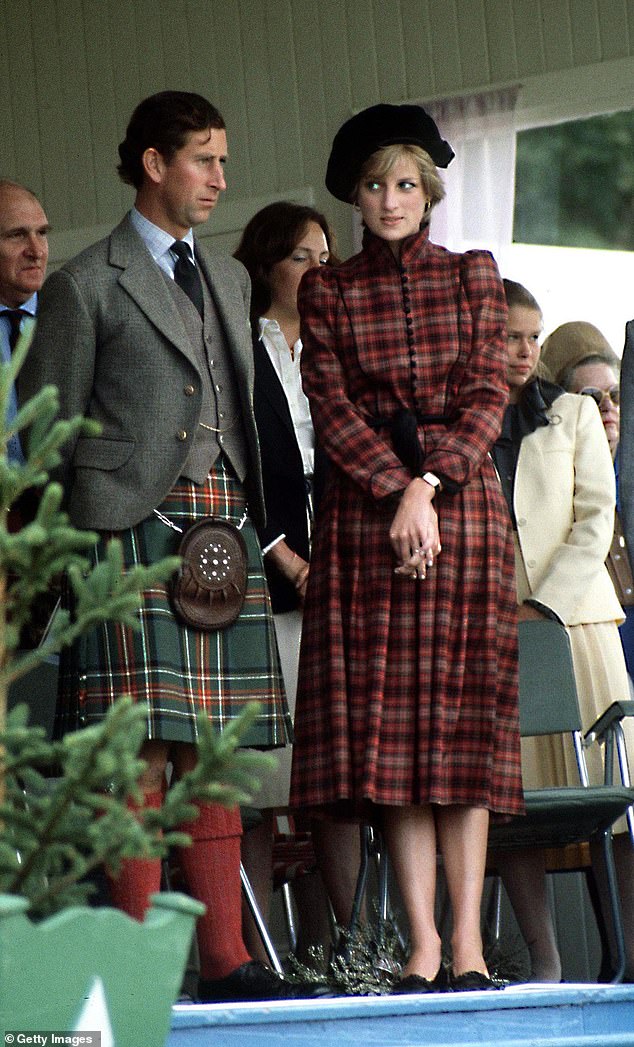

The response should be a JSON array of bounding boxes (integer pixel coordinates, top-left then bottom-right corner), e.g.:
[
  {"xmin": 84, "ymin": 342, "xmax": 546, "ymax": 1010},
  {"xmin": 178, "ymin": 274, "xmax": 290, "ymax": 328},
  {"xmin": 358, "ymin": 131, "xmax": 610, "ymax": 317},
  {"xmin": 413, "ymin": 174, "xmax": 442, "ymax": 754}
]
[
  {"xmin": 503, "ymin": 278, "xmax": 542, "ymax": 315},
  {"xmin": 117, "ymin": 91, "xmax": 225, "ymax": 189},
  {"xmin": 234, "ymin": 200, "xmax": 337, "ymax": 324}
]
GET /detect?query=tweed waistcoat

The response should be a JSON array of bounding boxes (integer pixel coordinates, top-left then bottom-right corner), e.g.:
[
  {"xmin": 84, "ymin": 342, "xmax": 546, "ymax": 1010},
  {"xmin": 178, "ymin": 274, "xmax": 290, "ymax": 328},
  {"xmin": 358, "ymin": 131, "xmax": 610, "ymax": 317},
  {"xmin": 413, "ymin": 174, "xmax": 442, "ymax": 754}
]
[{"xmin": 165, "ymin": 273, "xmax": 248, "ymax": 484}]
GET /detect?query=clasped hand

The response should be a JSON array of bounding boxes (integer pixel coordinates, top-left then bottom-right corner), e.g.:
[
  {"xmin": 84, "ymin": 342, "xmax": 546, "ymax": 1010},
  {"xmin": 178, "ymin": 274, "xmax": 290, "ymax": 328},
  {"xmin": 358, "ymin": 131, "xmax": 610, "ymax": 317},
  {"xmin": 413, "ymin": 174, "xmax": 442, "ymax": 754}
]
[{"xmin": 390, "ymin": 478, "xmax": 441, "ymax": 580}]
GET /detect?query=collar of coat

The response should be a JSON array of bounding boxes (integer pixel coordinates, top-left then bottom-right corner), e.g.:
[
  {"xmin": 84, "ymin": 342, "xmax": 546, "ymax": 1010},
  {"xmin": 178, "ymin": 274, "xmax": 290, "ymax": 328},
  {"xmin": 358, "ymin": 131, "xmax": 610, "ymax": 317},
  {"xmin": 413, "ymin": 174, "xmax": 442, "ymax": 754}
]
[
  {"xmin": 510, "ymin": 377, "xmax": 565, "ymax": 442},
  {"xmin": 361, "ymin": 224, "xmax": 431, "ymax": 266}
]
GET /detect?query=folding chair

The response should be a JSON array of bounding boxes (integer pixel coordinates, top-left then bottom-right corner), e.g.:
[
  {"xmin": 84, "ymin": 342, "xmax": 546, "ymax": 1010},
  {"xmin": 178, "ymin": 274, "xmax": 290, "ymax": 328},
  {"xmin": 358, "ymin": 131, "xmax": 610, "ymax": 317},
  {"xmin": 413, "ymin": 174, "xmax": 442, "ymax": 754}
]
[{"xmin": 488, "ymin": 618, "xmax": 634, "ymax": 983}]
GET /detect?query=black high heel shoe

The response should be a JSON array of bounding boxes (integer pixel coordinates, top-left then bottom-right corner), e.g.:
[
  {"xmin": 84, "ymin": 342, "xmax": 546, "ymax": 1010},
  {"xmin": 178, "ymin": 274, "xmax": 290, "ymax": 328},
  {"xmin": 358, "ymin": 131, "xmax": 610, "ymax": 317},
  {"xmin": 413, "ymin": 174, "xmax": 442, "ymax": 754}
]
[
  {"xmin": 391, "ymin": 964, "xmax": 450, "ymax": 994},
  {"xmin": 449, "ymin": 969, "xmax": 504, "ymax": 992}
]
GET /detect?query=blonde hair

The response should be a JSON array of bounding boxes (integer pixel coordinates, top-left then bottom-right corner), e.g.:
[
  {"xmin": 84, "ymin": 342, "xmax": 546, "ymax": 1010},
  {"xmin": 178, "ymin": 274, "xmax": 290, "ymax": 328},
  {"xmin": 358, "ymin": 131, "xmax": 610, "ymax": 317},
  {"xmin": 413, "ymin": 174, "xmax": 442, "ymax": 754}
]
[{"xmin": 356, "ymin": 143, "xmax": 445, "ymax": 210}]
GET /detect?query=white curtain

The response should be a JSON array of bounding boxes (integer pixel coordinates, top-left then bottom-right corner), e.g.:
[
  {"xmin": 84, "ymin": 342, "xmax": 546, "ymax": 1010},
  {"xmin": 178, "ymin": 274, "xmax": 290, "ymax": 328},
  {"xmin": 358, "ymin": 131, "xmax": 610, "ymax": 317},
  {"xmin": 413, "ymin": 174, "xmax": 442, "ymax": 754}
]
[{"xmin": 426, "ymin": 87, "xmax": 519, "ymax": 260}]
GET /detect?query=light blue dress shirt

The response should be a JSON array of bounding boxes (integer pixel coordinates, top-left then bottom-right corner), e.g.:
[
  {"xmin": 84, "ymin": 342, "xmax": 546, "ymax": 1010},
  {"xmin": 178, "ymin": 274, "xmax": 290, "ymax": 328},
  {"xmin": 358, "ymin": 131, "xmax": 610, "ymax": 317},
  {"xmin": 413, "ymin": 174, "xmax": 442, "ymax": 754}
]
[
  {"xmin": 0, "ymin": 292, "xmax": 37, "ymax": 463},
  {"xmin": 129, "ymin": 207, "xmax": 196, "ymax": 278}
]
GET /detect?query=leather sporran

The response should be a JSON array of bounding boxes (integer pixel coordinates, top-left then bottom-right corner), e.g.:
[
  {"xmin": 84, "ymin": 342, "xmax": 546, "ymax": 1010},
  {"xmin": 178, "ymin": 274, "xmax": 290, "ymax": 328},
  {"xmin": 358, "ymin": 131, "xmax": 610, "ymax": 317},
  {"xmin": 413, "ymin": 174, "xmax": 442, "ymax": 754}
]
[
  {"xmin": 607, "ymin": 510, "xmax": 634, "ymax": 607},
  {"xmin": 170, "ymin": 517, "xmax": 248, "ymax": 630}
]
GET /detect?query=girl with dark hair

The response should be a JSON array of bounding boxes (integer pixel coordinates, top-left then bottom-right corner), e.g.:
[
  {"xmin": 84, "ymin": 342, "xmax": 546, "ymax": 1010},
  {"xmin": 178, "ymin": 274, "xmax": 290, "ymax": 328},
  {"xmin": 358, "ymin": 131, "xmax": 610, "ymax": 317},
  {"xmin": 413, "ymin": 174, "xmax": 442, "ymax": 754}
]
[{"xmin": 235, "ymin": 202, "xmax": 360, "ymax": 963}]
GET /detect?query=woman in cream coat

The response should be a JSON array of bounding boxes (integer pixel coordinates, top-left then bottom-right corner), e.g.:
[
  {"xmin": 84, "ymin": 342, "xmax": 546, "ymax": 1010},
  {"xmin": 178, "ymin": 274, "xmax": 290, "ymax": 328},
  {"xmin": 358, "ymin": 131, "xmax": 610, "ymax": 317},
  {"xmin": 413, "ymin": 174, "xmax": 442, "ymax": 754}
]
[{"xmin": 492, "ymin": 280, "xmax": 634, "ymax": 983}]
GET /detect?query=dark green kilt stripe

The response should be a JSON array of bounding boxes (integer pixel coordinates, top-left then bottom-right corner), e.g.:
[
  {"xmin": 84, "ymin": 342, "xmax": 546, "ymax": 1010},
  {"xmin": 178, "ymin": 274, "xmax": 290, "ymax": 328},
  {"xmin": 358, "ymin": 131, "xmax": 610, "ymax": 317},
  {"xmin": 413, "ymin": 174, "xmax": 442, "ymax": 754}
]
[{"xmin": 56, "ymin": 457, "xmax": 292, "ymax": 749}]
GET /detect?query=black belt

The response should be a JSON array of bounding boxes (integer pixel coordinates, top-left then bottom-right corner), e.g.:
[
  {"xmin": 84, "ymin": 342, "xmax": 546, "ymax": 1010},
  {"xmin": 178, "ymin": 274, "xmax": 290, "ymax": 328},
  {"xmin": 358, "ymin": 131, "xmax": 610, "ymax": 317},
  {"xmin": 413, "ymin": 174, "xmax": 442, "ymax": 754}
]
[{"xmin": 368, "ymin": 408, "xmax": 454, "ymax": 475}]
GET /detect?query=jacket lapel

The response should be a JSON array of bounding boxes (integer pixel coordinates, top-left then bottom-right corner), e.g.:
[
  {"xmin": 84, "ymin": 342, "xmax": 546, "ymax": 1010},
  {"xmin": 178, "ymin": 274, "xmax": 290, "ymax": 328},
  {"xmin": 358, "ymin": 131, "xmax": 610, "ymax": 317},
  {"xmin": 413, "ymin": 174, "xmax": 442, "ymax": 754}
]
[
  {"xmin": 255, "ymin": 337, "xmax": 296, "ymax": 437},
  {"xmin": 109, "ymin": 217, "xmax": 200, "ymax": 372}
]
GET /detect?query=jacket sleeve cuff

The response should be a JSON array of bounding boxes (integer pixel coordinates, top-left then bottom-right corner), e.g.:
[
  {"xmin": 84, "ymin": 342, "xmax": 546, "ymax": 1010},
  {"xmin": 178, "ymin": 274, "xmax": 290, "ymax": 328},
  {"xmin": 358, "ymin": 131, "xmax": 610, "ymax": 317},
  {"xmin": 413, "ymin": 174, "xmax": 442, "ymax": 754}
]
[{"xmin": 524, "ymin": 599, "xmax": 565, "ymax": 625}]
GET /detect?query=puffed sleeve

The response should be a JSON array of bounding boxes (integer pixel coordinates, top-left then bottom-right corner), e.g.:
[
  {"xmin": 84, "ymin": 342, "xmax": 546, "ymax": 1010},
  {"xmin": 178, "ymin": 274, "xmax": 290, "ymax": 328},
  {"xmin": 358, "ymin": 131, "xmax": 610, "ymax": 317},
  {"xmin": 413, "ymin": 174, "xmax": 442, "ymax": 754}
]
[{"xmin": 422, "ymin": 250, "xmax": 509, "ymax": 490}]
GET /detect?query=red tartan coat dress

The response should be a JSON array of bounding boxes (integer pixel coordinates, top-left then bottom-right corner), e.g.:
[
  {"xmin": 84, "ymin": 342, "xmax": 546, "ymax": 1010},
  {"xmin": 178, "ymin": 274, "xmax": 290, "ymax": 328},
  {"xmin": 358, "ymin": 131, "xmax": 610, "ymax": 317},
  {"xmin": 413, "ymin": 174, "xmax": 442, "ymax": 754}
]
[{"xmin": 289, "ymin": 228, "xmax": 524, "ymax": 817}]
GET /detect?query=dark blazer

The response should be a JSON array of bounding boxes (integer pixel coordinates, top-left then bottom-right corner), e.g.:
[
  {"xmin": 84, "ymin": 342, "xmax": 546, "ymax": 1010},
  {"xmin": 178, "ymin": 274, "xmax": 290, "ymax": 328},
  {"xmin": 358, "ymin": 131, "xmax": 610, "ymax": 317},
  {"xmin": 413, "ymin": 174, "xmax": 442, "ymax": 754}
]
[
  {"xmin": 620, "ymin": 319, "xmax": 634, "ymax": 554},
  {"xmin": 20, "ymin": 214, "xmax": 265, "ymax": 531},
  {"xmin": 253, "ymin": 332, "xmax": 324, "ymax": 613}
]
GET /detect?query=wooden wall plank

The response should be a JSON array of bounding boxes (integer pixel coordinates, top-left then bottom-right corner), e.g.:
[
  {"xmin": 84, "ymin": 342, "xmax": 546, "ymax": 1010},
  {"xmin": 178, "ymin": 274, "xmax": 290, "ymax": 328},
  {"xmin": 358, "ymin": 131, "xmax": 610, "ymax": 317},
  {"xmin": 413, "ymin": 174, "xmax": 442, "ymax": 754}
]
[
  {"xmin": 371, "ymin": 0, "xmax": 408, "ymax": 103},
  {"xmin": 427, "ymin": 0, "xmax": 464, "ymax": 96},
  {"xmin": 29, "ymin": 1, "xmax": 68, "ymax": 223},
  {"xmin": 55, "ymin": 0, "xmax": 97, "ymax": 227},
  {"xmin": 185, "ymin": 0, "xmax": 220, "ymax": 104},
  {"xmin": 483, "ymin": 0, "xmax": 519, "ymax": 83},
  {"xmin": 290, "ymin": 0, "xmax": 334, "ymax": 228},
  {"xmin": 211, "ymin": 0, "xmax": 251, "ymax": 197},
  {"xmin": 347, "ymin": 0, "xmax": 380, "ymax": 110},
  {"xmin": 569, "ymin": 0, "xmax": 602, "ymax": 66},
  {"xmin": 510, "ymin": 0, "xmax": 547, "ymax": 77},
  {"xmin": 456, "ymin": 0, "xmax": 492, "ymax": 89},
  {"xmin": 264, "ymin": 0, "xmax": 305, "ymax": 192},
  {"xmin": 0, "ymin": 1, "xmax": 16, "ymax": 178},
  {"xmin": 317, "ymin": 0, "xmax": 353, "ymax": 129},
  {"xmin": 400, "ymin": 0, "xmax": 436, "ymax": 100},
  {"xmin": 3, "ymin": 1, "xmax": 40, "ymax": 194},
  {"xmin": 159, "ymin": 0, "xmax": 194, "ymax": 89},
  {"xmin": 596, "ymin": 0, "xmax": 630, "ymax": 60},
  {"xmin": 239, "ymin": 3, "xmax": 278, "ymax": 196},
  {"xmin": 540, "ymin": 0, "xmax": 574, "ymax": 71},
  {"xmin": 82, "ymin": 0, "xmax": 121, "ymax": 225}
]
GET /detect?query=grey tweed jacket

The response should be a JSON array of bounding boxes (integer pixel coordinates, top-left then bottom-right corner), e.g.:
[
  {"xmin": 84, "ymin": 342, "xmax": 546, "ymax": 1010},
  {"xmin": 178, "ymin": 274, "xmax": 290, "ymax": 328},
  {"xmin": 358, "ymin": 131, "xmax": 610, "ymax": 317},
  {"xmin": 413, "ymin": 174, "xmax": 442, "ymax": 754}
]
[{"xmin": 20, "ymin": 214, "xmax": 265, "ymax": 531}]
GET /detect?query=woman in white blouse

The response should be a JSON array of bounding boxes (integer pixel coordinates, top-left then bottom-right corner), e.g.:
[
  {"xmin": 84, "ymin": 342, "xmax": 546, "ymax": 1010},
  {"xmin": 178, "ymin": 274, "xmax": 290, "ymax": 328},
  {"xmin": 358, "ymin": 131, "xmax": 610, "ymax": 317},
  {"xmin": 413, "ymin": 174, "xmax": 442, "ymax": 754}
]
[{"xmin": 234, "ymin": 202, "xmax": 360, "ymax": 963}]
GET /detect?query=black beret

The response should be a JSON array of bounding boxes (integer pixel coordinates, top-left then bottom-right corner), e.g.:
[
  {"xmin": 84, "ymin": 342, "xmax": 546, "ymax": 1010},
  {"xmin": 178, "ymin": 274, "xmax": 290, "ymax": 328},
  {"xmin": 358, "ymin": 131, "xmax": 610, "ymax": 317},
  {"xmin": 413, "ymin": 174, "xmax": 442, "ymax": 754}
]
[{"xmin": 325, "ymin": 103, "xmax": 454, "ymax": 203}]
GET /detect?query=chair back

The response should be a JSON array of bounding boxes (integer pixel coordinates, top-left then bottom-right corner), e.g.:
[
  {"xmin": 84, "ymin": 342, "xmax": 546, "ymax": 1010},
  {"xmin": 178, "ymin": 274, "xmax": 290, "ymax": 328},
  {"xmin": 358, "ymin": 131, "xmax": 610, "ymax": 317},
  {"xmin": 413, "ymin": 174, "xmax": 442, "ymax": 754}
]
[{"xmin": 519, "ymin": 619, "xmax": 582, "ymax": 737}]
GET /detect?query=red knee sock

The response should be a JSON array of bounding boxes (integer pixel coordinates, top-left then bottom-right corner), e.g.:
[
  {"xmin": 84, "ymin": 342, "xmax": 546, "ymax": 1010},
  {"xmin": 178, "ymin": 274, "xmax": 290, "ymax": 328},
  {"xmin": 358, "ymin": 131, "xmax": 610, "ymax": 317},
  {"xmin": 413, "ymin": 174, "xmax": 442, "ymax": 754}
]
[
  {"xmin": 177, "ymin": 803, "xmax": 251, "ymax": 980},
  {"xmin": 106, "ymin": 790, "xmax": 163, "ymax": 921}
]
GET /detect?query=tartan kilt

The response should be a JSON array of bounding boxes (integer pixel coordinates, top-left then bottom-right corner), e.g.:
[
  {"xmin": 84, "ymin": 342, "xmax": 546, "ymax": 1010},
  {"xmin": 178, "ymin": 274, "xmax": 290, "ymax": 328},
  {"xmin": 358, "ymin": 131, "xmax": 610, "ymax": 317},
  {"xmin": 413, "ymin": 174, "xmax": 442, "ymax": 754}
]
[{"xmin": 55, "ymin": 458, "xmax": 291, "ymax": 749}]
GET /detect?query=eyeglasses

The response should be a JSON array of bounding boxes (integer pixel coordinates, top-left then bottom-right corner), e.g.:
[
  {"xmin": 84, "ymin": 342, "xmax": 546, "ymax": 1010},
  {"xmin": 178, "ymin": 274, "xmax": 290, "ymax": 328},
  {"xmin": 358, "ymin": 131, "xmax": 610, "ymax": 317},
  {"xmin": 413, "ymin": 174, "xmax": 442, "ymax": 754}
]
[{"xmin": 579, "ymin": 386, "xmax": 620, "ymax": 408}]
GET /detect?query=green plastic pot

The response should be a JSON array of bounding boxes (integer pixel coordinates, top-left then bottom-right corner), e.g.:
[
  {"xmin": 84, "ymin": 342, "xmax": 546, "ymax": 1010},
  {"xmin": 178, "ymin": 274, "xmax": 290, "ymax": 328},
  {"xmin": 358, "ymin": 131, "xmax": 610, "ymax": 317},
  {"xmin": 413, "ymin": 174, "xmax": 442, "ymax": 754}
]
[{"xmin": 0, "ymin": 892, "xmax": 204, "ymax": 1047}]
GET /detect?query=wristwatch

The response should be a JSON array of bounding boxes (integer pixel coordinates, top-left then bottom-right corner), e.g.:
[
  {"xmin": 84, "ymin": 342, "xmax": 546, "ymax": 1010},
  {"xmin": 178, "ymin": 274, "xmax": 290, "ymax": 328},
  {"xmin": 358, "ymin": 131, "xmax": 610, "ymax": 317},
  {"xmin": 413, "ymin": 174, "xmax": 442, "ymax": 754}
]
[{"xmin": 422, "ymin": 471, "xmax": 442, "ymax": 493}]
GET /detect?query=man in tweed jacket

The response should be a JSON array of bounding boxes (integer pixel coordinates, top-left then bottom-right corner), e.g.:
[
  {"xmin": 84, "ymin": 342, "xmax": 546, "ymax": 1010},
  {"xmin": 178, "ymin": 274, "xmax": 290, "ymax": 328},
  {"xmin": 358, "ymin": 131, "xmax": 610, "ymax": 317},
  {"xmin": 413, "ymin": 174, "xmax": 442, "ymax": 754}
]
[{"xmin": 19, "ymin": 91, "xmax": 320, "ymax": 1005}]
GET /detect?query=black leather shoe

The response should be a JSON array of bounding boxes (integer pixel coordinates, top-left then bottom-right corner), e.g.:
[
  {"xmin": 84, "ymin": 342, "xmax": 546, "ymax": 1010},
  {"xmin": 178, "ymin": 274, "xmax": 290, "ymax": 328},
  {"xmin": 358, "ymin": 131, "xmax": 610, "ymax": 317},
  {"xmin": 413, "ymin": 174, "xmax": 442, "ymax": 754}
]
[
  {"xmin": 450, "ymin": 969, "xmax": 504, "ymax": 992},
  {"xmin": 391, "ymin": 965, "xmax": 449, "ymax": 994},
  {"xmin": 197, "ymin": 961, "xmax": 334, "ymax": 1002}
]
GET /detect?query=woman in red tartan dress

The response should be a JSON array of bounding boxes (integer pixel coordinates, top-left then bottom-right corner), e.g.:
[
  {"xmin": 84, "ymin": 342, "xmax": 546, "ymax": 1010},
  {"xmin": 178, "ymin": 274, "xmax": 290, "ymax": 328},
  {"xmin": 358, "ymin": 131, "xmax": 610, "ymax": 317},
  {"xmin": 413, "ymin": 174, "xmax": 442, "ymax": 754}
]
[{"xmin": 290, "ymin": 104, "xmax": 523, "ymax": 992}]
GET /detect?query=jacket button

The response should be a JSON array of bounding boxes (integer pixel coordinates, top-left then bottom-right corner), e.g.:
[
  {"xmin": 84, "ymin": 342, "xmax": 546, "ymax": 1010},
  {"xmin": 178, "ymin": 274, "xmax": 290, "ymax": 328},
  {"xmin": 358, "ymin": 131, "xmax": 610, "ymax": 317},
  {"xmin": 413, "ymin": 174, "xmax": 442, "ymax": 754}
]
[
  {"xmin": 527, "ymin": 559, "xmax": 536, "ymax": 568},
  {"xmin": 177, "ymin": 430, "xmax": 188, "ymax": 442},
  {"xmin": 517, "ymin": 517, "xmax": 526, "ymax": 527},
  {"xmin": 184, "ymin": 384, "xmax": 195, "ymax": 396}
]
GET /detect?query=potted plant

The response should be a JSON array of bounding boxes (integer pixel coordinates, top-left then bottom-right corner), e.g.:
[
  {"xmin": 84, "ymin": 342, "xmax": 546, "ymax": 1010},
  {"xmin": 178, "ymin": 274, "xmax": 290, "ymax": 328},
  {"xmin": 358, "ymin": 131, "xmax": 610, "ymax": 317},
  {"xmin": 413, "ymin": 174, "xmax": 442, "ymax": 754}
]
[{"xmin": 0, "ymin": 326, "xmax": 271, "ymax": 1046}]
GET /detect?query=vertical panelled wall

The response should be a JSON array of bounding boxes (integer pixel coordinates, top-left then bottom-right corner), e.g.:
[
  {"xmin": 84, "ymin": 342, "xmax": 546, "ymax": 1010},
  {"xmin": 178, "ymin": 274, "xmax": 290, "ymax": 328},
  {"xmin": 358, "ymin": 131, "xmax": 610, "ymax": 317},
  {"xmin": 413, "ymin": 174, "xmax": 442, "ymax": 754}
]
[{"xmin": 2, "ymin": 0, "xmax": 634, "ymax": 260}]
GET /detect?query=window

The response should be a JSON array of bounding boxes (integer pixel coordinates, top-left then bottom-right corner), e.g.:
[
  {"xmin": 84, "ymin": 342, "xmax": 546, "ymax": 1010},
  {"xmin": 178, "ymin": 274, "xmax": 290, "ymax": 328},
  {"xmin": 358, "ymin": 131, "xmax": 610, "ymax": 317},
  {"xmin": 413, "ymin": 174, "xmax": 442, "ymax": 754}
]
[
  {"xmin": 514, "ymin": 110, "xmax": 634, "ymax": 251},
  {"xmin": 503, "ymin": 109, "xmax": 634, "ymax": 354}
]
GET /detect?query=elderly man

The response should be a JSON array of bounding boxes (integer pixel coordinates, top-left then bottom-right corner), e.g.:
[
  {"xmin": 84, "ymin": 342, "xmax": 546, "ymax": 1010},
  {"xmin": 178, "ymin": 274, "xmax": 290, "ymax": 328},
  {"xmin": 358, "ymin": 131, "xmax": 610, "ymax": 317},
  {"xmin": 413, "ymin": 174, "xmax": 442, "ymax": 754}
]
[{"xmin": 0, "ymin": 179, "xmax": 49, "ymax": 462}]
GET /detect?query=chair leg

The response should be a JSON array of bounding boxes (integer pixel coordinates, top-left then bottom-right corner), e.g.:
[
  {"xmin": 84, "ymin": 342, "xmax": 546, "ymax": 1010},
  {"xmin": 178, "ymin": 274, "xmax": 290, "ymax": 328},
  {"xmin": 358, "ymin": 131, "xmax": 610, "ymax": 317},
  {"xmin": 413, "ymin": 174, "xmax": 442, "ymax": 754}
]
[
  {"xmin": 240, "ymin": 861, "xmax": 284, "ymax": 974},
  {"xmin": 348, "ymin": 824, "xmax": 406, "ymax": 952},
  {"xmin": 483, "ymin": 874, "xmax": 503, "ymax": 950},
  {"xmin": 280, "ymin": 880, "xmax": 298, "ymax": 954},
  {"xmin": 348, "ymin": 824, "xmax": 373, "ymax": 932},
  {"xmin": 597, "ymin": 829, "xmax": 627, "ymax": 984},
  {"xmin": 614, "ymin": 723, "xmax": 634, "ymax": 845}
]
